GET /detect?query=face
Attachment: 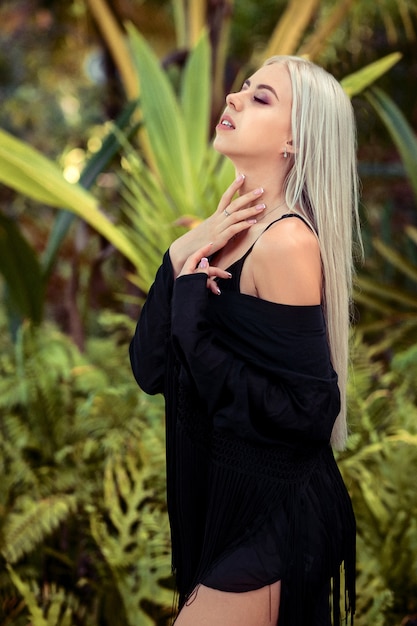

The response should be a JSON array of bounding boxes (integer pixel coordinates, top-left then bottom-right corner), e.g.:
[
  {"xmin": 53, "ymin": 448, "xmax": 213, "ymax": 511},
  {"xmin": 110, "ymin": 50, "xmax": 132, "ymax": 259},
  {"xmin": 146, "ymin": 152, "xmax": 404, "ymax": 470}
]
[{"xmin": 213, "ymin": 63, "xmax": 293, "ymax": 165}]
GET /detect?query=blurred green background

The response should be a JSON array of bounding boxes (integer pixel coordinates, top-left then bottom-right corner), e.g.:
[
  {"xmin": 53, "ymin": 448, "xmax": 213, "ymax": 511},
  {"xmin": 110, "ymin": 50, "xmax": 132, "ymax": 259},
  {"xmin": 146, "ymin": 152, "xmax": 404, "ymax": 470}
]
[{"xmin": 1, "ymin": 1, "xmax": 417, "ymax": 625}]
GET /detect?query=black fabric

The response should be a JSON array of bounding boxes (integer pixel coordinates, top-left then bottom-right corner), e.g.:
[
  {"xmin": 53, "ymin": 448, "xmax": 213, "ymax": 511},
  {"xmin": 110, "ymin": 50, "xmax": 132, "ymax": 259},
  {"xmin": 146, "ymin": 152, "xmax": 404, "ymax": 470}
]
[{"xmin": 129, "ymin": 217, "xmax": 356, "ymax": 625}]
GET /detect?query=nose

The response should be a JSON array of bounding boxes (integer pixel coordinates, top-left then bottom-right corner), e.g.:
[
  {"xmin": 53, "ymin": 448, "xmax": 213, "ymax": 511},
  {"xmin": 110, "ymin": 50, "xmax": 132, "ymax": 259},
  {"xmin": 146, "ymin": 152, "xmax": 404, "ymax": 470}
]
[{"xmin": 226, "ymin": 91, "xmax": 242, "ymax": 110}]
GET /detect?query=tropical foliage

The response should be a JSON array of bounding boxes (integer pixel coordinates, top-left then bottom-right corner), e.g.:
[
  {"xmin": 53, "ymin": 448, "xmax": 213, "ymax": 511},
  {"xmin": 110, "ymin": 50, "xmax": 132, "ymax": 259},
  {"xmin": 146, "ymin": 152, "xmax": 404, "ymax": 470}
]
[
  {"xmin": 1, "ymin": 313, "xmax": 417, "ymax": 625},
  {"xmin": 339, "ymin": 334, "xmax": 417, "ymax": 625},
  {"xmin": 0, "ymin": 310, "xmax": 172, "ymax": 625}
]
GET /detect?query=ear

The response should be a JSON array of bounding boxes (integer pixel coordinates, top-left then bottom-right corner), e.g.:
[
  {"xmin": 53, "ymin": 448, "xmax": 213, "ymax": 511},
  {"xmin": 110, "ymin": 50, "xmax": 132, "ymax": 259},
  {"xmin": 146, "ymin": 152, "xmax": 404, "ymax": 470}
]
[
  {"xmin": 282, "ymin": 140, "xmax": 295, "ymax": 160},
  {"xmin": 284, "ymin": 140, "xmax": 295, "ymax": 155}
]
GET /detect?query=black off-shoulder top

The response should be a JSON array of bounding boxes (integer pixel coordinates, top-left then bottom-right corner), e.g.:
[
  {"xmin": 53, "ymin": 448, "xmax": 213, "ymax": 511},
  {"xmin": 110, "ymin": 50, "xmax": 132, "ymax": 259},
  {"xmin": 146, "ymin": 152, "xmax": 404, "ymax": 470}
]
[{"xmin": 129, "ymin": 215, "xmax": 356, "ymax": 625}]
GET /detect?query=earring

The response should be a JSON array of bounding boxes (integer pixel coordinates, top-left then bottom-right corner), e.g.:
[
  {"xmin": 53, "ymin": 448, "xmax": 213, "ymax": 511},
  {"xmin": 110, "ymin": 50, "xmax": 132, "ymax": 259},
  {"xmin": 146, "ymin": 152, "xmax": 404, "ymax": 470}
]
[{"xmin": 283, "ymin": 148, "xmax": 288, "ymax": 159}]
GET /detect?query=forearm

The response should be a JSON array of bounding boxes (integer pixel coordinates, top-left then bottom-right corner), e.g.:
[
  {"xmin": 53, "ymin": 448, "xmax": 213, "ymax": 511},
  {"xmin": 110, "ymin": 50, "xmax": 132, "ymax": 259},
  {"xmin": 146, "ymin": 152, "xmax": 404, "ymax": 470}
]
[
  {"xmin": 130, "ymin": 251, "xmax": 174, "ymax": 394},
  {"xmin": 169, "ymin": 223, "xmax": 212, "ymax": 278}
]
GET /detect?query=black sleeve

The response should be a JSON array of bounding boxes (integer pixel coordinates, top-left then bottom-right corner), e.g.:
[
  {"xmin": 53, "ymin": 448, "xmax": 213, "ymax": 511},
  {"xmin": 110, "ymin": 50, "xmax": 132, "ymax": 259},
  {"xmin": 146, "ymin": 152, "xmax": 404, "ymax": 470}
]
[
  {"xmin": 129, "ymin": 251, "xmax": 174, "ymax": 395},
  {"xmin": 171, "ymin": 273, "xmax": 236, "ymax": 412},
  {"xmin": 171, "ymin": 274, "xmax": 339, "ymax": 443}
]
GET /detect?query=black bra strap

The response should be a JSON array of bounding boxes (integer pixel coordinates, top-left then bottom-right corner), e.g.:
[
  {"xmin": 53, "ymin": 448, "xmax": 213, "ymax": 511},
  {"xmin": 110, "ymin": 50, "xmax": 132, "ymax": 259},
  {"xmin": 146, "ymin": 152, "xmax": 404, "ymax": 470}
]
[{"xmin": 239, "ymin": 213, "xmax": 311, "ymax": 265}]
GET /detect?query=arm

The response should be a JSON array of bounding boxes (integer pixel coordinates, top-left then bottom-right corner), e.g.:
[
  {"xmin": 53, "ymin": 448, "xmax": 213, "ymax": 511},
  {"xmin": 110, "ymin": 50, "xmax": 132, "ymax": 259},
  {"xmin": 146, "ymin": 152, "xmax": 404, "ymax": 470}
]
[
  {"xmin": 129, "ymin": 251, "xmax": 175, "ymax": 395},
  {"xmin": 171, "ymin": 274, "xmax": 339, "ymax": 442},
  {"xmin": 171, "ymin": 227, "xmax": 336, "ymax": 441},
  {"xmin": 129, "ymin": 173, "xmax": 268, "ymax": 391}
]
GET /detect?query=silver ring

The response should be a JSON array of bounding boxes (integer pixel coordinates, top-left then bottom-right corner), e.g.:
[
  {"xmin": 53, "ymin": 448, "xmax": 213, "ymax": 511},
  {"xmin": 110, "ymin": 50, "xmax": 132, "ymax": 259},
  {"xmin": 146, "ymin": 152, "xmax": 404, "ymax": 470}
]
[{"xmin": 224, "ymin": 209, "xmax": 230, "ymax": 217}]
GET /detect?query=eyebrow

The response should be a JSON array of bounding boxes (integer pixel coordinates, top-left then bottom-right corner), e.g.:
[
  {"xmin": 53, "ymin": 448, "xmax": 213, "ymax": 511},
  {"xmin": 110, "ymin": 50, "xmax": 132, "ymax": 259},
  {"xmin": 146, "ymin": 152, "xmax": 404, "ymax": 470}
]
[{"xmin": 244, "ymin": 79, "xmax": 279, "ymax": 100}]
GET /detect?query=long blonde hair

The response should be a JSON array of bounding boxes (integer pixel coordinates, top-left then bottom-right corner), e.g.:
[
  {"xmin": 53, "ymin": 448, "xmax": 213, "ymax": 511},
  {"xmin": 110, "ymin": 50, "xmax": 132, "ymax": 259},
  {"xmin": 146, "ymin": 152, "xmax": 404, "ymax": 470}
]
[{"xmin": 264, "ymin": 56, "xmax": 361, "ymax": 450}]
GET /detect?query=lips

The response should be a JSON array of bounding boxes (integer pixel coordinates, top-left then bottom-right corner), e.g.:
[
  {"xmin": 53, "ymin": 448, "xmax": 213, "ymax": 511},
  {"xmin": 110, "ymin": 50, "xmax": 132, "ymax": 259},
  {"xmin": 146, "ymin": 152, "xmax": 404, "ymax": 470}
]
[{"xmin": 218, "ymin": 114, "xmax": 235, "ymax": 129}]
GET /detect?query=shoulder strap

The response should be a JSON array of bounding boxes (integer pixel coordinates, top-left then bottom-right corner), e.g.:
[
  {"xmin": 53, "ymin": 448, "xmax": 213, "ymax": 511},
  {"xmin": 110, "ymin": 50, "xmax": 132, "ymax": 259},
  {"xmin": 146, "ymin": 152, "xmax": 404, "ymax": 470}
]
[
  {"xmin": 266, "ymin": 212, "xmax": 312, "ymax": 231},
  {"xmin": 240, "ymin": 213, "xmax": 311, "ymax": 264}
]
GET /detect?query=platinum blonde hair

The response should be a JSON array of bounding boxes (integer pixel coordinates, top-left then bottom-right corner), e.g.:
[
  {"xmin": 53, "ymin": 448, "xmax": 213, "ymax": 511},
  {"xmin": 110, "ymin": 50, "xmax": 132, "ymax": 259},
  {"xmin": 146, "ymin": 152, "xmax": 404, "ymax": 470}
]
[{"xmin": 264, "ymin": 56, "xmax": 361, "ymax": 450}]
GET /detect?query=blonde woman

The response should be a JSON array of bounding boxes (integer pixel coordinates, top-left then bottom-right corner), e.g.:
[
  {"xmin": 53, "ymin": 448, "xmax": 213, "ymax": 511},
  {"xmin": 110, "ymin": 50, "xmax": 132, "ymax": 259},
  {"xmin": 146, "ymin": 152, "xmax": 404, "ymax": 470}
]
[{"xmin": 130, "ymin": 55, "xmax": 360, "ymax": 625}]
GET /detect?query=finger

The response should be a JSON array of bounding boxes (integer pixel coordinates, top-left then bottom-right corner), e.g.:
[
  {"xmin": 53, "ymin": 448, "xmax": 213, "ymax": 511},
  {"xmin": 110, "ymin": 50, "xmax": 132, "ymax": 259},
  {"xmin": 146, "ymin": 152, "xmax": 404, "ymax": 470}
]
[
  {"xmin": 226, "ymin": 202, "xmax": 266, "ymax": 224},
  {"xmin": 224, "ymin": 188, "xmax": 265, "ymax": 217},
  {"xmin": 211, "ymin": 268, "xmax": 232, "ymax": 280},
  {"xmin": 217, "ymin": 173, "xmax": 245, "ymax": 214},
  {"xmin": 184, "ymin": 243, "xmax": 213, "ymax": 273},
  {"xmin": 198, "ymin": 257, "xmax": 209, "ymax": 269},
  {"xmin": 208, "ymin": 279, "xmax": 221, "ymax": 295},
  {"xmin": 185, "ymin": 244, "xmax": 214, "ymax": 276},
  {"xmin": 207, "ymin": 270, "xmax": 231, "ymax": 295},
  {"xmin": 205, "ymin": 269, "xmax": 232, "ymax": 285}
]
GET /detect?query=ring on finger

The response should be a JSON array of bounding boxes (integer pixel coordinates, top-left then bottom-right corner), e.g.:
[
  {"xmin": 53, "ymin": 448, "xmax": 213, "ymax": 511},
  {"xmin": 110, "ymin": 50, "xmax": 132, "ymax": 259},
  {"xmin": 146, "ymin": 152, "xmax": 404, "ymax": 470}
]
[{"xmin": 224, "ymin": 209, "xmax": 230, "ymax": 217}]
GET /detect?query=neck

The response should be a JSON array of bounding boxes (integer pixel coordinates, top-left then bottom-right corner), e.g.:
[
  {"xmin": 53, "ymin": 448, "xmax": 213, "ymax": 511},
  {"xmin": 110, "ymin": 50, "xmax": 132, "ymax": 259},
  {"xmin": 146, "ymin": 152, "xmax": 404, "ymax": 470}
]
[
  {"xmin": 258, "ymin": 199, "xmax": 288, "ymax": 223},
  {"xmin": 233, "ymin": 165, "xmax": 288, "ymax": 214}
]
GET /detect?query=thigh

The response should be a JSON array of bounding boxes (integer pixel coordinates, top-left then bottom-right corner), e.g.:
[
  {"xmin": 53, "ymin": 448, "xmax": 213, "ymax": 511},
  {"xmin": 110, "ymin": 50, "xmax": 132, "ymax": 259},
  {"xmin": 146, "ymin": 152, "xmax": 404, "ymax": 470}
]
[{"xmin": 174, "ymin": 582, "xmax": 281, "ymax": 626}]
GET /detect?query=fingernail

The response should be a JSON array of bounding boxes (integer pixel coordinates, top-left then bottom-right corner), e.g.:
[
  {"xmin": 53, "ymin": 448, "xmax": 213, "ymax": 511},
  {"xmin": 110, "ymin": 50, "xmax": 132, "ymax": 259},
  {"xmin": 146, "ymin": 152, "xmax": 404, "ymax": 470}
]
[
  {"xmin": 253, "ymin": 187, "xmax": 264, "ymax": 196},
  {"xmin": 198, "ymin": 257, "xmax": 209, "ymax": 269},
  {"xmin": 216, "ymin": 287, "xmax": 221, "ymax": 295},
  {"xmin": 226, "ymin": 272, "xmax": 232, "ymax": 278},
  {"xmin": 248, "ymin": 219, "xmax": 257, "ymax": 224},
  {"xmin": 255, "ymin": 203, "xmax": 266, "ymax": 211},
  {"xmin": 236, "ymin": 173, "xmax": 245, "ymax": 182}
]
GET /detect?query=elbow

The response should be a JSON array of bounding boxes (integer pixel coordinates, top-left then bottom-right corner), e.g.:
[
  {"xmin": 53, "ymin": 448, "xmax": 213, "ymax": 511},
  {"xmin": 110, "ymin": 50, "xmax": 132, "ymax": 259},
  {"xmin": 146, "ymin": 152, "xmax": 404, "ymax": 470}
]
[{"xmin": 129, "ymin": 340, "xmax": 163, "ymax": 396}]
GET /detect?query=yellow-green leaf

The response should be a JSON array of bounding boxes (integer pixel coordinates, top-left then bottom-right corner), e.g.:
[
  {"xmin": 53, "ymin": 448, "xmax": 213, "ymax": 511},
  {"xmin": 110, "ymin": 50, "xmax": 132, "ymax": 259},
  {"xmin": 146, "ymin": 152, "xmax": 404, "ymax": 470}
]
[{"xmin": 341, "ymin": 52, "xmax": 402, "ymax": 97}]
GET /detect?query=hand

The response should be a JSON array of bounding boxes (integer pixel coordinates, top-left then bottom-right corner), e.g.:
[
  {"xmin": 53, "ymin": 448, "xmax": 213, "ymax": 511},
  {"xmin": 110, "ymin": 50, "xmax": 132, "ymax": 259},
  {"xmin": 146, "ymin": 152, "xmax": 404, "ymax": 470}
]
[
  {"xmin": 177, "ymin": 243, "xmax": 232, "ymax": 295},
  {"xmin": 169, "ymin": 174, "xmax": 265, "ymax": 276},
  {"xmin": 205, "ymin": 174, "xmax": 266, "ymax": 253}
]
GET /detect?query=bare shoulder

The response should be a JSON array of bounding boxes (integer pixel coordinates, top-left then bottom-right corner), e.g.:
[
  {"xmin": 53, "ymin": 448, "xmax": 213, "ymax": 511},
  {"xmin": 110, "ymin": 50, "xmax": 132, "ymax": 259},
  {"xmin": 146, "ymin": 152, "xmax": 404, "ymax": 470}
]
[{"xmin": 250, "ymin": 216, "xmax": 322, "ymax": 305}]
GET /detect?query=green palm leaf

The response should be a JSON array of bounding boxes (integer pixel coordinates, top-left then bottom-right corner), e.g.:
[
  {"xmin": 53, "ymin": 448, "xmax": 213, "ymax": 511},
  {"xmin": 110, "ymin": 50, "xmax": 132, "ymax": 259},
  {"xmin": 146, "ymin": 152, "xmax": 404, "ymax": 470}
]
[
  {"xmin": 127, "ymin": 25, "xmax": 197, "ymax": 211},
  {"xmin": 341, "ymin": 52, "xmax": 401, "ymax": 97},
  {"xmin": 365, "ymin": 85, "xmax": 417, "ymax": 199},
  {"xmin": 0, "ymin": 128, "xmax": 138, "ymax": 267},
  {"xmin": 180, "ymin": 30, "xmax": 211, "ymax": 175},
  {"xmin": 42, "ymin": 100, "xmax": 139, "ymax": 277},
  {"xmin": 0, "ymin": 213, "xmax": 44, "ymax": 325},
  {"xmin": 373, "ymin": 238, "xmax": 417, "ymax": 284}
]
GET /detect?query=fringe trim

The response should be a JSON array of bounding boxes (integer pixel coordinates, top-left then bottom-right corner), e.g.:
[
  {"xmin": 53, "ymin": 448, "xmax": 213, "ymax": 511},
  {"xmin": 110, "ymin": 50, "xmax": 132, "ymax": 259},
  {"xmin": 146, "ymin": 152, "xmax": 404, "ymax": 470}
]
[{"xmin": 167, "ymin": 398, "xmax": 355, "ymax": 625}]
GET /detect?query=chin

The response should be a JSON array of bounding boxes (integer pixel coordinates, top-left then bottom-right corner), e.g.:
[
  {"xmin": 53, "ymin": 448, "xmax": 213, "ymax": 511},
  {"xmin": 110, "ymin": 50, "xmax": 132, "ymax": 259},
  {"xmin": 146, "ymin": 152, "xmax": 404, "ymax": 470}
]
[
  {"xmin": 212, "ymin": 136, "xmax": 233, "ymax": 158},
  {"xmin": 212, "ymin": 135, "xmax": 223, "ymax": 154}
]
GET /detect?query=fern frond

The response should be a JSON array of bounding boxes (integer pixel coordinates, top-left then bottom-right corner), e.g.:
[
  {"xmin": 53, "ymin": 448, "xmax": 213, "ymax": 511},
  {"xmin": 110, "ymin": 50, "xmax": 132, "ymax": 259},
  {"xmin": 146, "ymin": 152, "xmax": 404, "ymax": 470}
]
[
  {"xmin": 91, "ymin": 447, "xmax": 172, "ymax": 626},
  {"xmin": 7, "ymin": 564, "xmax": 77, "ymax": 626},
  {"xmin": 2, "ymin": 495, "xmax": 77, "ymax": 563}
]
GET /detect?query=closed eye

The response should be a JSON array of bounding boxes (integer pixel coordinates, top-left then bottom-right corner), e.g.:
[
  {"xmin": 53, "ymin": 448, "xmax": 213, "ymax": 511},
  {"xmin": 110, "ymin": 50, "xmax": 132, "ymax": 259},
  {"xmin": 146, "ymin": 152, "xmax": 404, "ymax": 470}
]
[{"xmin": 254, "ymin": 96, "xmax": 268, "ymax": 104}]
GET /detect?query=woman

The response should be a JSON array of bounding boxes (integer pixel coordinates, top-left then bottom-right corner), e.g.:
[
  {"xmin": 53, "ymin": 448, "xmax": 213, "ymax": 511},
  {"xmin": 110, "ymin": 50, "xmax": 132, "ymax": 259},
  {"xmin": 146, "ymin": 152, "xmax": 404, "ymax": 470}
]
[{"xmin": 130, "ymin": 55, "xmax": 361, "ymax": 625}]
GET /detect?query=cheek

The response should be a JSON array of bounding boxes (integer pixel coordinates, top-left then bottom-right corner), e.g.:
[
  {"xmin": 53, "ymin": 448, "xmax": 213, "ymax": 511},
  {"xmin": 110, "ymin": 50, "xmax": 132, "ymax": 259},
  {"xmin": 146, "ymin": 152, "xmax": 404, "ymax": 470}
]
[
  {"xmin": 263, "ymin": 118, "xmax": 291, "ymax": 145},
  {"xmin": 256, "ymin": 124, "xmax": 282, "ymax": 149}
]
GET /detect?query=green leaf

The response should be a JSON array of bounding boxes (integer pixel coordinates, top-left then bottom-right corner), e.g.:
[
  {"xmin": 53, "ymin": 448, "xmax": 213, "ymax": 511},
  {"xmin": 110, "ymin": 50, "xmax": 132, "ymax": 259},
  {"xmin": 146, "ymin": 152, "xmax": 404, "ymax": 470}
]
[
  {"xmin": 6, "ymin": 565, "xmax": 48, "ymax": 626},
  {"xmin": 0, "ymin": 128, "xmax": 96, "ymax": 211},
  {"xmin": 7, "ymin": 565, "xmax": 77, "ymax": 626},
  {"xmin": 406, "ymin": 225, "xmax": 417, "ymax": 247},
  {"xmin": 181, "ymin": 31, "xmax": 211, "ymax": 174},
  {"xmin": 42, "ymin": 100, "xmax": 139, "ymax": 276},
  {"xmin": 0, "ymin": 213, "xmax": 44, "ymax": 325},
  {"xmin": 2, "ymin": 495, "xmax": 77, "ymax": 563},
  {"xmin": 356, "ymin": 274, "xmax": 417, "ymax": 309},
  {"xmin": 354, "ymin": 291, "xmax": 396, "ymax": 316},
  {"xmin": 0, "ymin": 129, "xmax": 139, "ymax": 268},
  {"xmin": 126, "ymin": 25, "xmax": 197, "ymax": 211},
  {"xmin": 373, "ymin": 238, "xmax": 417, "ymax": 284},
  {"xmin": 365, "ymin": 86, "xmax": 417, "ymax": 199},
  {"xmin": 341, "ymin": 52, "xmax": 401, "ymax": 97}
]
